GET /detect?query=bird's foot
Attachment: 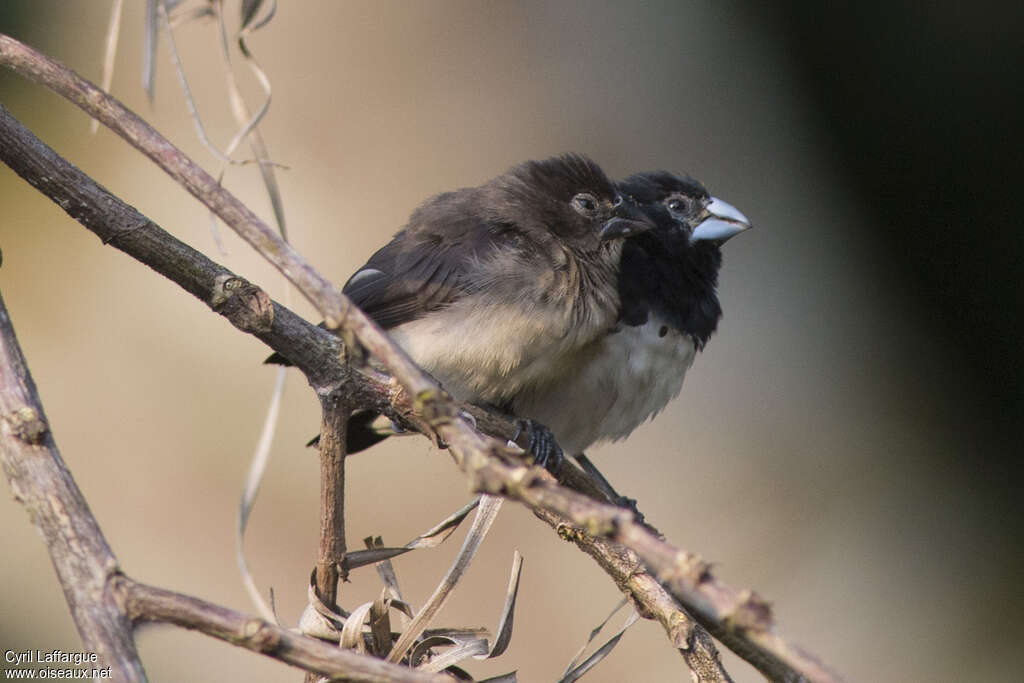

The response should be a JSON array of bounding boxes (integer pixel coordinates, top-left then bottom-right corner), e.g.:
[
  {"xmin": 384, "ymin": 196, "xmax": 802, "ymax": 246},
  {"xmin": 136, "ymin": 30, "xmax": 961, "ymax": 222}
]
[
  {"xmin": 511, "ymin": 418, "xmax": 565, "ymax": 475},
  {"xmin": 574, "ymin": 454, "xmax": 645, "ymax": 522}
]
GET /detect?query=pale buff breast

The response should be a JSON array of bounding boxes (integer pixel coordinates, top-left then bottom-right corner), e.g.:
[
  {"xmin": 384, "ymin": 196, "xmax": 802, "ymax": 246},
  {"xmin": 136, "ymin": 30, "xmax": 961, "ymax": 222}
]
[{"xmin": 511, "ymin": 316, "xmax": 696, "ymax": 454}]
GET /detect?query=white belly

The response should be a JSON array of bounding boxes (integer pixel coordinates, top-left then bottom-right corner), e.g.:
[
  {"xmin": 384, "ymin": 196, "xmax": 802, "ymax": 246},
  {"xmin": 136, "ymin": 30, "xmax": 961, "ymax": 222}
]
[{"xmin": 512, "ymin": 317, "xmax": 696, "ymax": 454}]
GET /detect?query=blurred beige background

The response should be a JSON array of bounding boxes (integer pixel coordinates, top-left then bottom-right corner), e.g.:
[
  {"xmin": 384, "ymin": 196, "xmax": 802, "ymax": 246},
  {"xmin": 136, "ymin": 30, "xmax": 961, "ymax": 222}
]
[{"xmin": 1, "ymin": 2, "xmax": 1019, "ymax": 682}]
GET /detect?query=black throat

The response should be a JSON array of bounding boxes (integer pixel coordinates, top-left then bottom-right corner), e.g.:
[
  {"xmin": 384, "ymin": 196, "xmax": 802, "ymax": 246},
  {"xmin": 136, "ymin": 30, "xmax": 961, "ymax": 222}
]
[{"xmin": 617, "ymin": 230, "xmax": 723, "ymax": 349}]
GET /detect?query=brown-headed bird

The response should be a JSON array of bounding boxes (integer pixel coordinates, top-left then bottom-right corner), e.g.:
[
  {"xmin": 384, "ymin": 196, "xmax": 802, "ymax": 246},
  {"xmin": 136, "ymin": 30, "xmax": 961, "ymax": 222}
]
[{"xmin": 269, "ymin": 154, "xmax": 655, "ymax": 467}]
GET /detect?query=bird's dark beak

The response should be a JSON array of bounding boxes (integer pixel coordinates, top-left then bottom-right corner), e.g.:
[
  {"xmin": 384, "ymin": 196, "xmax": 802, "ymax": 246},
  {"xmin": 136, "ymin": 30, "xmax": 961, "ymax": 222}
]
[
  {"xmin": 599, "ymin": 199, "xmax": 656, "ymax": 241},
  {"xmin": 690, "ymin": 197, "xmax": 752, "ymax": 243}
]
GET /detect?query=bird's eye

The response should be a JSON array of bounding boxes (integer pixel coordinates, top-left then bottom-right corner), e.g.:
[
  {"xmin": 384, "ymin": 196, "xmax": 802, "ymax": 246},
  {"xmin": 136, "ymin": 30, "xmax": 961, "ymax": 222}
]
[
  {"xmin": 665, "ymin": 195, "xmax": 690, "ymax": 216},
  {"xmin": 571, "ymin": 193, "xmax": 600, "ymax": 217}
]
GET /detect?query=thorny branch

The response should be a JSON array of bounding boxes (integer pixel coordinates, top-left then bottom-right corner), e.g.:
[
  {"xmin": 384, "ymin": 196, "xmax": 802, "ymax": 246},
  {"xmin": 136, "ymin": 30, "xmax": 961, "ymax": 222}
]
[{"xmin": 0, "ymin": 32, "xmax": 845, "ymax": 683}]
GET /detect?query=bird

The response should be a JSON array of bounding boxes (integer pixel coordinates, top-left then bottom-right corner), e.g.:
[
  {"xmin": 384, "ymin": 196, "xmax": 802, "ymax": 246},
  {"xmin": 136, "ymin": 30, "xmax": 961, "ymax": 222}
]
[
  {"xmin": 503, "ymin": 170, "xmax": 751, "ymax": 460},
  {"xmin": 267, "ymin": 154, "xmax": 656, "ymax": 467}
]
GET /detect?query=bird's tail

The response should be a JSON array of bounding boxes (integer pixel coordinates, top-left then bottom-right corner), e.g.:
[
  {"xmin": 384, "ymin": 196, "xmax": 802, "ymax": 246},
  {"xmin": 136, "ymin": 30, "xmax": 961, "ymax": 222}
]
[{"xmin": 306, "ymin": 410, "xmax": 404, "ymax": 454}]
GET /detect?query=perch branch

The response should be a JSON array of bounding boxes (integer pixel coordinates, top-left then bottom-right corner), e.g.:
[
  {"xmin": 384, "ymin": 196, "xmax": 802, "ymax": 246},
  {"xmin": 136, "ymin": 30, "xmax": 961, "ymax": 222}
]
[
  {"xmin": 0, "ymin": 36, "xmax": 845, "ymax": 683},
  {"xmin": 532, "ymin": 506, "xmax": 732, "ymax": 682}
]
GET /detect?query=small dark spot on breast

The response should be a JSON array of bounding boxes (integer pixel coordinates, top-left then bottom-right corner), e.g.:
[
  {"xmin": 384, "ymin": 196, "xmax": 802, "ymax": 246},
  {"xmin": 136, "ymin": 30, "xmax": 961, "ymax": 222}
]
[{"xmin": 658, "ymin": 326, "xmax": 668, "ymax": 338}]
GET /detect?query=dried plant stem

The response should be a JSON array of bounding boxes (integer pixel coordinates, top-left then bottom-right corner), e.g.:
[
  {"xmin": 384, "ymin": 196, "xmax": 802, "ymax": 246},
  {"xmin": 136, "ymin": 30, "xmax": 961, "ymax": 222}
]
[{"xmin": 0, "ymin": 34, "xmax": 845, "ymax": 683}]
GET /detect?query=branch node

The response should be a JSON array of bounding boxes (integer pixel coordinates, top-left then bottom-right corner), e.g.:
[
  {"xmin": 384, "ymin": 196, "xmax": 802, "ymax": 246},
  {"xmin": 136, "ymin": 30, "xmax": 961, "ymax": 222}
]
[
  {"xmin": 667, "ymin": 610, "xmax": 696, "ymax": 650},
  {"xmin": 414, "ymin": 388, "xmax": 456, "ymax": 428},
  {"xmin": 4, "ymin": 406, "xmax": 49, "ymax": 445},
  {"xmin": 555, "ymin": 522, "xmax": 583, "ymax": 543},
  {"xmin": 661, "ymin": 551, "xmax": 712, "ymax": 587},
  {"xmin": 242, "ymin": 619, "xmax": 282, "ymax": 653},
  {"xmin": 102, "ymin": 216, "xmax": 151, "ymax": 246},
  {"xmin": 724, "ymin": 589, "xmax": 774, "ymax": 633},
  {"xmin": 210, "ymin": 274, "xmax": 274, "ymax": 333}
]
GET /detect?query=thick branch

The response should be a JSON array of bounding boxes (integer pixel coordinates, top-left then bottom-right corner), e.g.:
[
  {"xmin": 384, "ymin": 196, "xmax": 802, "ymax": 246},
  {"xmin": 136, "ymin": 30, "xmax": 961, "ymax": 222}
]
[
  {"xmin": 115, "ymin": 577, "xmax": 445, "ymax": 683},
  {"xmin": 0, "ymin": 289, "xmax": 146, "ymax": 680},
  {"xmin": 0, "ymin": 42, "xmax": 845, "ymax": 682}
]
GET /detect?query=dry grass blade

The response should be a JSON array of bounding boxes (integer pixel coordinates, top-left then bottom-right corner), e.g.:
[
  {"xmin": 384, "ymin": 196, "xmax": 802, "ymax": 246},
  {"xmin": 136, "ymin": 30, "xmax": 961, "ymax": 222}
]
[
  {"xmin": 143, "ymin": 0, "xmax": 158, "ymax": 99},
  {"xmin": 562, "ymin": 597, "xmax": 628, "ymax": 677},
  {"xmin": 559, "ymin": 609, "xmax": 640, "ymax": 683},
  {"xmin": 345, "ymin": 545, "xmax": 415, "ymax": 570},
  {"xmin": 92, "ymin": 0, "xmax": 124, "ymax": 135},
  {"xmin": 409, "ymin": 636, "xmax": 468, "ymax": 668},
  {"xmin": 157, "ymin": 1, "xmax": 236, "ymax": 165},
  {"xmin": 241, "ymin": 0, "xmax": 276, "ymax": 32},
  {"xmin": 417, "ymin": 639, "xmax": 489, "ymax": 673},
  {"xmin": 206, "ymin": 173, "xmax": 230, "ymax": 256},
  {"xmin": 408, "ymin": 497, "xmax": 483, "ymax": 549},
  {"xmin": 477, "ymin": 674, "xmax": 517, "ymax": 683},
  {"xmin": 407, "ymin": 553, "xmax": 523, "ymax": 676},
  {"xmin": 346, "ymin": 497, "xmax": 482, "ymax": 572},
  {"xmin": 369, "ymin": 592, "xmax": 393, "ymax": 657},
  {"xmin": 240, "ymin": 0, "xmax": 265, "ymax": 29},
  {"xmin": 365, "ymin": 535, "xmax": 414, "ymax": 634},
  {"xmin": 235, "ymin": 364, "xmax": 286, "ymax": 623},
  {"xmin": 386, "ymin": 495, "xmax": 504, "ymax": 663},
  {"xmin": 366, "ymin": 536, "xmax": 406, "ymax": 603},
  {"xmin": 298, "ymin": 570, "xmax": 348, "ymax": 641},
  {"xmin": 419, "ymin": 628, "xmax": 489, "ymax": 643},
  {"xmin": 479, "ymin": 550, "xmax": 522, "ymax": 659}
]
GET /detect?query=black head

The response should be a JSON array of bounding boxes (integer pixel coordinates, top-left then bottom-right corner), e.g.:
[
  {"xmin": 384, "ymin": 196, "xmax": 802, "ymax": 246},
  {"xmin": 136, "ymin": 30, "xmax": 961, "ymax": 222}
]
[
  {"xmin": 481, "ymin": 154, "xmax": 654, "ymax": 252},
  {"xmin": 618, "ymin": 171, "xmax": 751, "ymax": 245},
  {"xmin": 615, "ymin": 171, "xmax": 751, "ymax": 347}
]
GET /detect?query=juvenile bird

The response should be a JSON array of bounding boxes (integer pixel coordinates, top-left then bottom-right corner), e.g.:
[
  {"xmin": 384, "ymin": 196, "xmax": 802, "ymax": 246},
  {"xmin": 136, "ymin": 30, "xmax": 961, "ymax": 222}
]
[{"xmin": 269, "ymin": 154, "xmax": 655, "ymax": 466}]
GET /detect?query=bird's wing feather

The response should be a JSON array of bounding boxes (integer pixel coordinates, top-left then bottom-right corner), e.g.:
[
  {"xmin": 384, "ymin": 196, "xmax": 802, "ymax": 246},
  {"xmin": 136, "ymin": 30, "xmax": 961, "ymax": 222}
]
[{"xmin": 343, "ymin": 210, "xmax": 513, "ymax": 330}]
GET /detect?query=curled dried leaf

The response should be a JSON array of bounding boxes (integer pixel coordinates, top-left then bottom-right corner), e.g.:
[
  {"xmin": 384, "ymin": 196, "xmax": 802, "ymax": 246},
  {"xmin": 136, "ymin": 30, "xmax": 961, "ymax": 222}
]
[{"xmin": 339, "ymin": 601, "xmax": 375, "ymax": 653}]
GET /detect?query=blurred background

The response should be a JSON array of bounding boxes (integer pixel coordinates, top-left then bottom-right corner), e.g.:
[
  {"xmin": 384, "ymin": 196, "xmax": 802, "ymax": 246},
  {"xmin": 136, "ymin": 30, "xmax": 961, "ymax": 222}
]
[{"xmin": 1, "ymin": 2, "xmax": 1021, "ymax": 681}]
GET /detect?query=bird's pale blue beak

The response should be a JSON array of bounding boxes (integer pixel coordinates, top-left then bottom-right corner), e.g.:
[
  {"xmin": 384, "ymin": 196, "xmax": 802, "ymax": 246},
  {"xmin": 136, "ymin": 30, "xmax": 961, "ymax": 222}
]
[{"xmin": 690, "ymin": 197, "xmax": 752, "ymax": 243}]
